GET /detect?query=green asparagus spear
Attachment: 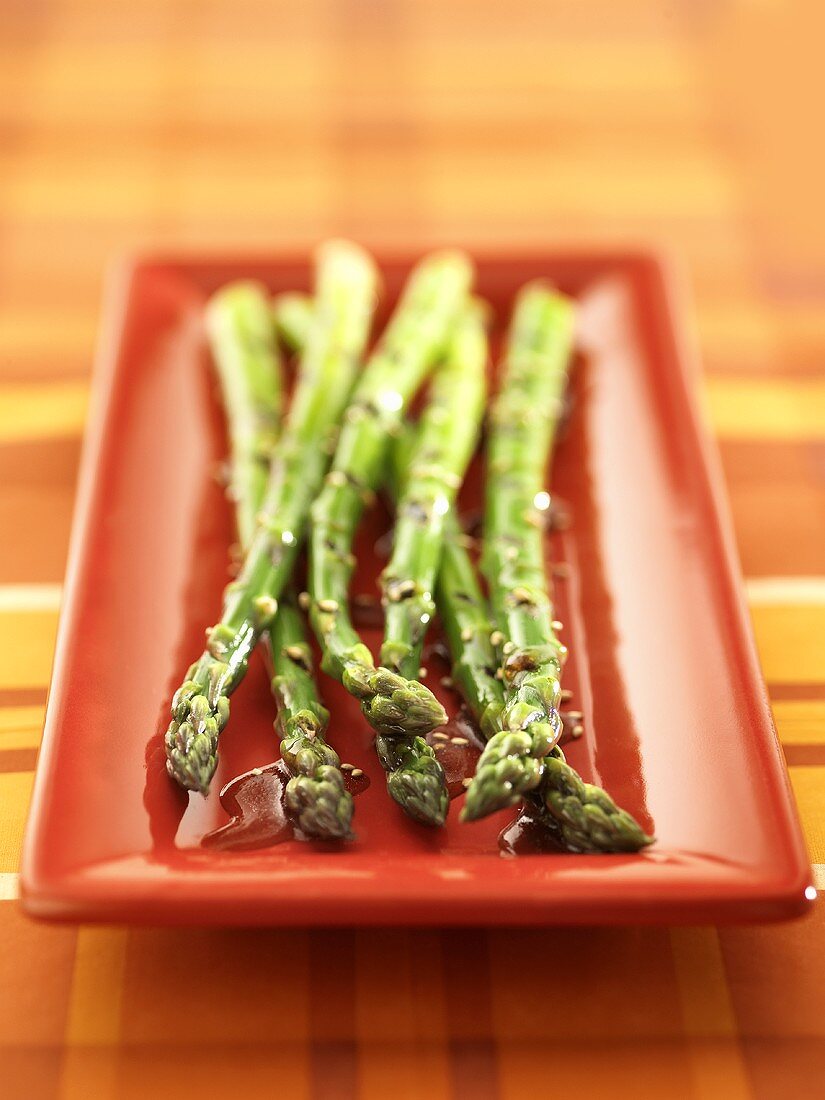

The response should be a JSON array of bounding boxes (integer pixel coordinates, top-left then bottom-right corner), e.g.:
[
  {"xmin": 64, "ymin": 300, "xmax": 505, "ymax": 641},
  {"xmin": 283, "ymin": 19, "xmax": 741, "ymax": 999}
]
[
  {"xmin": 462, "ymin": 283, "xmax": 575, "ymax": 821},
  {"xmin": 206, "ymin": 282, "xmax": 282, "ymax": 545},
  {"xmin": 210, "ymin": 283, "xmax": 354, "ymax": 838},
  {"xmin": 308, "ymin": 250, "xmax": 473, "ymax": 825},
  {"xmin": 272, "ymin": 292, "xmax": 314, "ymax": 354},
  {"xmin": 434, "ymin": 508, "xmax": 651, "ymax": 852},
  {"xmin": 269, "ymin": 595, "xmax": 353, "ymax": 839},
  {"xmin": 376, "ymin": 301, "xmax": 487, "ymax": 823},
  {"xmin": 166, "ymin": 240, "xmax": 378, "ymax": 793}
]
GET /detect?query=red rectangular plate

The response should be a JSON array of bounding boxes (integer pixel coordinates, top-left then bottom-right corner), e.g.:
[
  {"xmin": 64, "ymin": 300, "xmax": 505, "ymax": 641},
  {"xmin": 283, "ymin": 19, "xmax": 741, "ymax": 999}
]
[{"xmin": 21, "ymin": 251, "xmax": 812, "ymax": 925}]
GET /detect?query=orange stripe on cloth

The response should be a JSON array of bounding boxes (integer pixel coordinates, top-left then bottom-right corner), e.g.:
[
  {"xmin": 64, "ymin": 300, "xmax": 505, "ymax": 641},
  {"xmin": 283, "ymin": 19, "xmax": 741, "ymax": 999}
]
[
  {"xmin": 669, "ymin": 928, "xmax": 751, "ymax": 1098},
  {"xmin": 308, "ymin": 929, "xmax": 357, "ymax": 1100},
  {"xmin": 719, "ymin": 903, "xmax": 825, "ymax": 1044},
  {"xmin": 355, "ymin": 929, "xmax": 451, "ymax": 1100},
  {"xmin": 118, "ymin": 929, "xmax": 311, "ymax": 1096},
  {"xmin": 440, "ymin": 930, "xmax": 498, "ymax": 1100},
  {"xmin": 488, "ymin": 927, "xmax": 691, "ymax": 1094},
  {"xmin": 0, "ymin": 901, "xmax": 77, "ymax": 1058}
]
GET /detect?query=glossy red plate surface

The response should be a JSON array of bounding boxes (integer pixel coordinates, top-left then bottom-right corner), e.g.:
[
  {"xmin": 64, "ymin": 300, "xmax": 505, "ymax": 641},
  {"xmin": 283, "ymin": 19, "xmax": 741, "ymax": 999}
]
[{"xmin": 21, "ymin": 251, "xmax": 812, "ymax": 925}]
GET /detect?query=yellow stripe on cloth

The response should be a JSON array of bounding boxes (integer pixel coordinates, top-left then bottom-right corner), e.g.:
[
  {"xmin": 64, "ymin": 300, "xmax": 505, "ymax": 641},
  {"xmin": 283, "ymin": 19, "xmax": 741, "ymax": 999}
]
[
  {"xmin": 773, "ymin": 701, "xmax": 825, "ymax": 745},
  {"xmin": 61, "ymin": 928, "xmax": 128, "ymax": 1100},
  {"xmin": 789, "ymin": 768, "xmax": 825, "ymax": 863},
  {"xmin": 0, "ymin": 872, "xmax": 19, "ymax": 900},
  {"xmin": 669, "ymin": 928, "xmax": 750, "ymax": 1099},
  {"xmin": 705, "ymin": 378, "xmax": 825, "ymax": 439},
  {"xmin": 0, "ymin": 772, "xmax": 35, "ymax": 872},
  {"xmin": 0, "ymin": 381, "xmax": 88, "ymax": 441},
  {"xmin": 0, "ymin": 610, "xmax": 59, "ymax": 691},
  {"xmin": 746, "ymin": 577, "xmax": 825, "ymax": 606},
  {"xmin": 751, "ymin": 606, "xmax": 825, "ymax": 684},
  {"xmin": 0, "ymin": 706, "xmax": 44, "ymax": 750},
  {"xmin": 0, "ymin": 585, "xmax": 63, "ymax": 613}
]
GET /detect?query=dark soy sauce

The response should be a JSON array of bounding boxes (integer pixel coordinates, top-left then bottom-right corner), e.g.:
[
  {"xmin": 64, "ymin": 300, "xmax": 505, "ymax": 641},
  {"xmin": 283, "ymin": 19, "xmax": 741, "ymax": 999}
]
[
  {"xmin": 351, "ymin": 593, "xmax": 384, "ymax": 629},
  {"xmin": 427, "ymin": 708, "xmax": 485, "ymax": 800},
  {"xmin": 202, "ymin": 761, "xmax": 370, "ymax": 852},
  {"xmin": 498, "ymin": 808, "xmax": 565, "ymax": 856}
]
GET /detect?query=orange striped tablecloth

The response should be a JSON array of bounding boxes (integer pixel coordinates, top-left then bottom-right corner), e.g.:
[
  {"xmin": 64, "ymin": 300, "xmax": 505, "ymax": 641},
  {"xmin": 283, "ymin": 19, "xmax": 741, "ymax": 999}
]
[{"xmin": 2, "ymin": 1, "xmax": 823, "ymax": 1096}]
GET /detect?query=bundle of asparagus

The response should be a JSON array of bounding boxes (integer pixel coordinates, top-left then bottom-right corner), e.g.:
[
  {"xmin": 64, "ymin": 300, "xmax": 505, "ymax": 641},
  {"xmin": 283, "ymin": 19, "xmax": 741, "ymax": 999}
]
[
  {"xmin": 165, "ymin": 240, "xmax": 378, "ymax": 793},
  {"xmin": 165, "ymin": 241, "xmax": 652, "ymax": 855},
  {"xmin": 206, "ymin": 281, "xmax": 354, "ymax": 839}
]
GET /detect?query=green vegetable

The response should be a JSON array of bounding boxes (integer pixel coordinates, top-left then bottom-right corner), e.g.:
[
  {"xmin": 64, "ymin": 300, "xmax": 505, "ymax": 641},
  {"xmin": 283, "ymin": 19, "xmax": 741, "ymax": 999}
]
[
  {"xmin": 377, "ymin": 301, "xmax": 487, "ymax": 824},
  {"xmin": 462, "ymin": 282, "xmax": 575, "ymax": 821},
  {"xmin": 272, "ymin": 292, "xmax": 314, "ymax": 354},
  {"xmin": 165, "ymin": 240, "xmax": 378, "ymax": 793},
  {"xmin": 209, "ymin": 281, "xmax": 353, "ymax": 838},
  {"xmin": 269, "ymin": 595, "xmax": 353, "ymax": 839},
  {"xmin": 434, "ymin": 507, "xmax": 652, "ymax": 852},
  {"xmin": 205, "ymin": 281, "xmax": 283, "ymax": 548},
  {"xmin": 308, "ymin": 250, "xmax": 473, "ymax": 824}
]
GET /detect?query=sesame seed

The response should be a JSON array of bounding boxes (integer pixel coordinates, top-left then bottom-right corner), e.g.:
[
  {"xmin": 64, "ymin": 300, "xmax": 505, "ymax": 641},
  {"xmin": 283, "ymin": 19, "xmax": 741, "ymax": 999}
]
[
  {"xmin": 433, "ymin": 742, "xmax": 445, "ymax": 751},
  {"xmin": 432, "ymin": 732, "xmax": 449, "ymax": 741},
  {"xmin": 418, "ymin": 667, "xmax": 428, "ymax": 679},
  {"xmin": 298, "ymin": 591, "xmax": 311, "ymax": 610},
  {"xmin": 351, "ymin": 768, "xmax": 364, "ymax": 778},
  {"xmin": 318, "ymin": 598, "xmax": 339, "ymax": 613},
  {"xmin": 566, "ymin": 710, "xmax": 583, "ymax": 720},
  {"xmin": 502, "ymin": 641, "xmax": 515, "ymax": 655},
  {"xmin": 572, "ymin": 724, "xmax": 584, "ymax": 737},
  {"xmin": 340, "ymin": 763, "xmax": 354, "ymax": 771},
  {"xmin": 441, "ymin": 676, "xmax": 454, "ymax": 689},
  {"xmin": 490, "ymin": 630, "xmax": 505, "ymax": 646},
  {"xmin": 326, "ymin": 470, "xmax": 347, "ymax": 487},
  {"xmin": 450, "ymin": 736, "xmax": 470, "ymax": 746},
  {"xmin": 462, "ymin": 777, "xmax": 472, "ymax": 788},
  {"xmin": 461, "ymin": 627, "xmax": 473, "ymax": 642},
  {"xmin": 494, "ymin": 668, "xmax": 504, "ymax": 680},
  {"xmin": 561, "ymin": 689, "xmax": 573, "ymax": 702},
  {"xmin": 552, "ymin": 619, "xmax": 564, "ymax": 631}
]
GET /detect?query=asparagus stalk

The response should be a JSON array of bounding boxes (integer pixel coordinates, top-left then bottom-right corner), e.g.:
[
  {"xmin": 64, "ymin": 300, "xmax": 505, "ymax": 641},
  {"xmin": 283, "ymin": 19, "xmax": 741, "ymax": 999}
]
[
  {"xmin": 269, "ymin": 594, "xmax": 353, "ymax": 839},
  {"xmin": 308, "ymin": 250, "xmax": 473, "ymax": 825},
  {"xmin": 165, "ymin": 240, "xmax": 378, "ymax": 793},
  {"xmin": 376, "ymin": 301, "xmax": 487, "ymax": 823},
  {"xmin": 209, "ymin": 282, "xmax": 354, "ymax": 838},
  {"xmin": 273, "ymin": 292, "xmax": 314, "ymax": 353},
  {"xmin": 206, "ymin": 282, "xmax": 282, "ymax": 544},
  {"xmin": 435, "ymin": 510, "xmax": 652, "ymax": 852},
  {"xmin": 462, "ymin": 283, "xmax": 575, "ymax": 821}
]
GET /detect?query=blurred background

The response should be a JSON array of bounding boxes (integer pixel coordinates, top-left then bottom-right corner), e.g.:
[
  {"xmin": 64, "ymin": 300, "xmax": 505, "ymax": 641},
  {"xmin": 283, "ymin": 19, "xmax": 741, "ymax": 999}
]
[
  {"xmin": 2, "ymin": 1, "xmax": 824, "ymax": 1096},
  {"xmin": 3, "ymin": 0, "xmax": 823, "ymax": 582}
]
